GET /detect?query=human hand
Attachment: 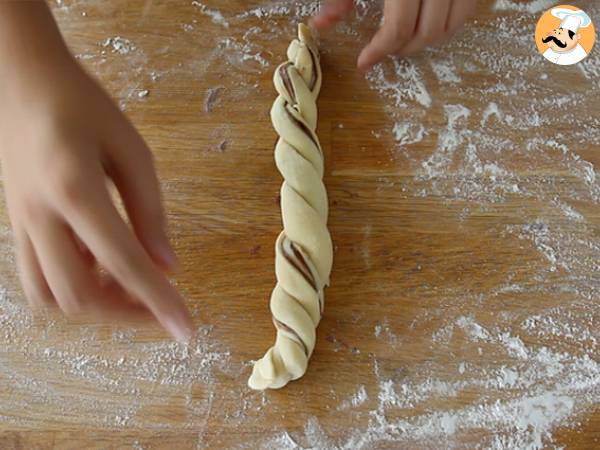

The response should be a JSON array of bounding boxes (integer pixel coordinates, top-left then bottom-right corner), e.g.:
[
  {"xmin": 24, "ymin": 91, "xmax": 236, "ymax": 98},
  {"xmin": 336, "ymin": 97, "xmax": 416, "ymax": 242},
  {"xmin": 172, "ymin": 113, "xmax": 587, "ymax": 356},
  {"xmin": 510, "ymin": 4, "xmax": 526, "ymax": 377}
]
[
  {"xmin": 311, "ymin": 0, "xmax": 477, "ymax": 71},
  {"xmin": 0, "ymin": 49, "xmax": 193, "ymax": 342}
]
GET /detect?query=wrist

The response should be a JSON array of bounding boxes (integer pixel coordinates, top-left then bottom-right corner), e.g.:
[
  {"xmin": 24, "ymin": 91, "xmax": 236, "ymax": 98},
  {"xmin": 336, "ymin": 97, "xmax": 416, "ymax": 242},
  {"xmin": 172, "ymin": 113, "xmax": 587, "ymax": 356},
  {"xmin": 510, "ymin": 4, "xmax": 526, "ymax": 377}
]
[{"xmin": 0, "ymin": 2, "xmax": 74, "ymax": 92}]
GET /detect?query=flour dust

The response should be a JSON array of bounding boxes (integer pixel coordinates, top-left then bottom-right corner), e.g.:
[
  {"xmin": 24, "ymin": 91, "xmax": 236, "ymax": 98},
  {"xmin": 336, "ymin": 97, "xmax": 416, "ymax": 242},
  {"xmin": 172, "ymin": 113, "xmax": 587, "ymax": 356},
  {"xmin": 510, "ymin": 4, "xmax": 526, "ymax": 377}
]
[{"xmin": 6, "ymin": 1, "xmax": 599, "ymax": 449}]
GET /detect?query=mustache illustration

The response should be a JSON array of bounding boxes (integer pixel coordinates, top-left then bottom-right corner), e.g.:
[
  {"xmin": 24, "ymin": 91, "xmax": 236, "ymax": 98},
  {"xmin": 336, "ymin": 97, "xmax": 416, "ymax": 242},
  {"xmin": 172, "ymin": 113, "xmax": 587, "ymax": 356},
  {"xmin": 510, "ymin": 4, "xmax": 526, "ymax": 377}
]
[{"xmin": 542, "ymin": 35, "xmax": 567, "ymax": 48}]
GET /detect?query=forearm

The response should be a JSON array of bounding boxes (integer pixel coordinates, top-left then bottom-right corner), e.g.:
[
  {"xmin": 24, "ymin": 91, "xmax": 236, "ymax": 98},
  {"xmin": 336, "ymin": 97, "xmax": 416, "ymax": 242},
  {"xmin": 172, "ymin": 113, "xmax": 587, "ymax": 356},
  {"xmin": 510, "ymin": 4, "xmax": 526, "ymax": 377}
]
[{"xmin": 0, "ymin": 2, "xmax": 72, "ymax": 87}]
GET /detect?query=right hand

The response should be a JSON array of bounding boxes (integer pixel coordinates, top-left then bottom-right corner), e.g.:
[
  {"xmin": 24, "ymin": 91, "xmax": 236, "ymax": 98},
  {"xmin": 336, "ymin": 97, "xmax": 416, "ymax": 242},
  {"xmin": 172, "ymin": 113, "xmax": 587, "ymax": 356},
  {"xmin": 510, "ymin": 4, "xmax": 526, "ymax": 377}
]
[
  {"xmin": 311, "ymin": 0, "xmax": 477, "ymax": 71},
  {"xmin": 0, "ymin": 49, "xmax": 194, "ymax": 342}
]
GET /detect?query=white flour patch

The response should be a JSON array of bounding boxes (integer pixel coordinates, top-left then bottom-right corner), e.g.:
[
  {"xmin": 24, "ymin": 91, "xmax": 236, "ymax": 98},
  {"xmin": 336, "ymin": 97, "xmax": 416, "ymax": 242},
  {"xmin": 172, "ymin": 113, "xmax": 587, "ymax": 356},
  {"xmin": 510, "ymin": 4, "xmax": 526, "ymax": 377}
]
[
  {"xmin": 522, "ymin": 311, "xmax": 598, "ymax": 349},
  {"xmin": 254, "ymin": 1, "xmax": 600, "ymax": 448},
  {"xmin": 393, "ymin": 122, "xmax": 426, "ymax": 147},
  {"xmin": 236, "ymin": 1, "xmax": 320, "ymax": 20},
  {"xmin": 218, "ymin": 27, "xmax": 270, "ymax": 72},
  {"xmin": 33, "ymin": 1, "xmax": 600, "ymax": 448},
  {"xmin": 0, "ymin": 280, "xmax": 232, "ymax": 430},
  {"xmin": 261, "ymin": 320, "xmax": 598, "ymax": 449},
  {"xmin": 456, "ymin": 315, "xmax": 492, "ymax": 341},
  {"xmin": 192, "ymin": 1, "xmax": 230, "ymax": 28},
  {"xmin": 431, "ymin": 59, "xmax": 461, "ymax": 83},
  {"xmin": 553, "ymin": 200, "xmax": 584, "ymax": 222},
  {"xmin": 102, "ymin": 36, "xmax": 136, "ymax": 55},
  {"xmin": 419, "ymin": 104, "xmax": 471, "ymax": 181},
  {"xmin": 579, "ymin": 50, "xmax": 600, "ymax": 87},
  {"xmin": 237, "ymin": 4, "xmax": 291, "ymax": 19},
  {"xmin": 337, "ymin": 384, "xmax": 368, "ymax": 410},
  {"xmin": 493, "ymin": 0, "xmax": 557, "ymax": 13},
  {"xmin": 367, "ymin": 58, "xmax": 432, "ymax": 108},
  {"xmin": 481, "ymin": 102, "xmax": 503, "ymax": 126}
]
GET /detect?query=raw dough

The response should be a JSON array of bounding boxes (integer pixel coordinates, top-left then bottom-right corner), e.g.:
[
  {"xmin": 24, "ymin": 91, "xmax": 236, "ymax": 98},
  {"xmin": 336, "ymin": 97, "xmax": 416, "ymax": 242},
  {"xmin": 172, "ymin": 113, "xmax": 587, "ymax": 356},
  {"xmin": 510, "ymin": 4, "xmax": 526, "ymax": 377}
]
[{"xmin": 248, "ymin": 24, "xmax": 333, "ymax": 390}]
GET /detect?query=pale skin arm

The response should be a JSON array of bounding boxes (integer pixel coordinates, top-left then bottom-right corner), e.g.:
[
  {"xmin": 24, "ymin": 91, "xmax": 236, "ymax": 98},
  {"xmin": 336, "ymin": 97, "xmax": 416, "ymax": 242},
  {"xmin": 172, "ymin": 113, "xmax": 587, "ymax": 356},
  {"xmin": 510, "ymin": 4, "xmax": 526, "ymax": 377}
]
[
  {"xmin": 311, "ymin": 0, "xmax": 477, "ymax": 71},
  {"xmin": 0, "ymin": 2, "xmax": 193, "ymax": 342}
]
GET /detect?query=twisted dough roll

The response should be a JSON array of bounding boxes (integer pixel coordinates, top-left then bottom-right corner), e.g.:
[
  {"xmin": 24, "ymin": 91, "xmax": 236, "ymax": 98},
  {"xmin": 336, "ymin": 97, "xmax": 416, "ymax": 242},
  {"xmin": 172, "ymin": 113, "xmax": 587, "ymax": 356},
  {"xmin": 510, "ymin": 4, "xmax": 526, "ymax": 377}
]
[{"xmin": 248, "ymin": 24, "xmax": 333, "ymax": 390}]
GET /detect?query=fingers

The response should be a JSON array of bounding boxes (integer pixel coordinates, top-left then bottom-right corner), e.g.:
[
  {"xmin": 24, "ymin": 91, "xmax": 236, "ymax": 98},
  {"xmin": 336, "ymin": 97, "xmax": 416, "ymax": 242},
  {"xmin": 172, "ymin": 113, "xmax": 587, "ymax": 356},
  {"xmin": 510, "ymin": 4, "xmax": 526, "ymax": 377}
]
[
  {"xmin": 106, "ymin": 118, "xmax": 177, "ymax": 272},
  {"xmin": 395, "ymin": 0, "xmax": 452, "ymax": 57},
  {"xmin": 55, "ymin": 168, "xmax": 193, "ymax": 342},
  {"xmin": 357, "ymin": 0, "xmax": 420, "ymax": 72},
  {"xmin": 72, "ymin": 230, "xmax": 96, "ymax": 268},
  {"xmin": 310, "ymin": 0, "xmax": 353, "ymax": 31},
  {"xmin": 14, "ymin": 230, "xmax": 54, "ymax": 309},
  {"xmin": 92, "ymin": 277, "xmax": 151, "ymax": 322},
  {"xmin": 357, "ymin": 0, "xmax": 476, "ymax": 69},
  {"xmin": 28, "ymin": 214, "xmax": 148, "ymax": 321}
]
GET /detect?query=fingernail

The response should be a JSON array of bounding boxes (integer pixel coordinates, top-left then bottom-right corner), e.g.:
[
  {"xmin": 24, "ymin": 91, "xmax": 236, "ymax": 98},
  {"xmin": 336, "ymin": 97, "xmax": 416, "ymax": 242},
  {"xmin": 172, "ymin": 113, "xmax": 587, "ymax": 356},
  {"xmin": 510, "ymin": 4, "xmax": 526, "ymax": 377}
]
[
  {"xmin": 164, "ymin": 315, "xmax": 193, "ymax": 344},
  {"xmin": 155, "ymin": 239, "xmax": 178, "ymax": 270},
  {"xmin": 357, "ymin": 54, "xmax": 373, "ymax": 73}
]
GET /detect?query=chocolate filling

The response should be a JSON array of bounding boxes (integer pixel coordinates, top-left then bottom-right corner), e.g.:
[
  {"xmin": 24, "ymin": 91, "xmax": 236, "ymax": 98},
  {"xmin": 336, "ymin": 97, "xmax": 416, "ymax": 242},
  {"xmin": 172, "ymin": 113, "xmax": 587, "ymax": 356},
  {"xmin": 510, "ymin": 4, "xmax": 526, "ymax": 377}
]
[
  {"xmin": 307, "ymin": 47, "xmax": 318, "ymax": 91},
  {"xmin": 285, "ymin": 105, "xmax": 321, "ymax": 153},
  {"xmin": 273, "ymin": 318, "xmax": 309, "ymax": 356},
  {"xmin": 282, "ymin": 238, "xmax": 317, "ymax": 291},
  {"xmin": 279, "ymin": 63, "xmax": 296, "ymax": 102},
  {"xmin": 281, "ymin": 237, "xmax": 323, "ymax": 313}
]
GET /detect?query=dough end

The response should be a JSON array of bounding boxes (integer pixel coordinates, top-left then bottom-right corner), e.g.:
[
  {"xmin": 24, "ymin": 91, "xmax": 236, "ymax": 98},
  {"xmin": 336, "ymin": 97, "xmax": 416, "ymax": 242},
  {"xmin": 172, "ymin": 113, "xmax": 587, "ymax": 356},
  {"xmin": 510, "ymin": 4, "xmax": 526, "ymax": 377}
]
[{"xmin": 248, "ymin": 349, "xmax": 294, "ymax": 390}]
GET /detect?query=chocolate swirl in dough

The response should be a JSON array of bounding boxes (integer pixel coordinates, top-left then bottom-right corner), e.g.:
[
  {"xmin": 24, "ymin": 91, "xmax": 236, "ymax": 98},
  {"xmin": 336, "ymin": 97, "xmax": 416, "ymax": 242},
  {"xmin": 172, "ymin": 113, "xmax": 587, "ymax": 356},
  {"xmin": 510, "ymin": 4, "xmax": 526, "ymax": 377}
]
[{"xmin": 248, "ymin": 24, "xmax": 333, "ymax": 390}]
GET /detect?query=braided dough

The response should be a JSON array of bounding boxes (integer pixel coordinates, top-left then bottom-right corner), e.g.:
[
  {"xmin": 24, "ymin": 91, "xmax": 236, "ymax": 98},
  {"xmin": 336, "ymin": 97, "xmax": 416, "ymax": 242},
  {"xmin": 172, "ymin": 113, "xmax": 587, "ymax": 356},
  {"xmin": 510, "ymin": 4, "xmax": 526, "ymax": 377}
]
[{"xmin": 248, "ymin": 24, "xmax": 333, "ymax": 390}]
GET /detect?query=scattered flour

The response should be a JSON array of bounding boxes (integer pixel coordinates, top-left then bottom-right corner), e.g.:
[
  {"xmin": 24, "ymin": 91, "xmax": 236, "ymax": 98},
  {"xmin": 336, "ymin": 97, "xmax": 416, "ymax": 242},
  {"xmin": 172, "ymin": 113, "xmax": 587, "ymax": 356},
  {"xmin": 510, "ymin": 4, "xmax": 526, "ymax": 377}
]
[
  {"xmin": 237, "ymin": 2, "xmax": 319, "ymax": 20},
  {"xmin": 218, "ymin": 27, "xmax": 270, "ymax": 71},
  {"xmin": 337, "ymin": 384, "xmax": 368, "ymax": 411},
  {"xmin": 373, "ymin": 318, "xmax": 399, "ymax": 347},
  {"xmin": 192, "ymin": 1, "xmax": 230, "ymax": 28},
  {"xmin": 263, "ymin": 318, "xmax": 598, "ymax": 449},
  {"xmin": 238, "ymin": 4, "xmax": 291, "ymax": 19},
  {"xmin": 367, "ymin": 58, "xmax": 432, "ymax": 108},
  {"xmin": 481, "ymin": 102, "xmax": 503, "ymax": 126},
  {"xmin": 28, "ymin": 1, "xmax": 600, "ymax": 448},
  {"xmin": 430, "ymin": 59, "xmax": 462, "ymax": 83},
  {"xmin": 456, "ymin": 315, "xmax": 492, "ymax": 341},
  {"xmin": 493, "ymin": 0, "xmax": 557, "ymax": 13},
  {"xmin": 102, "ymin": 36, "xmax": 136, "ymax": 55},
  {"xmin": 392, "ymin": 122, "xmax": 426, "ymax": 147}
]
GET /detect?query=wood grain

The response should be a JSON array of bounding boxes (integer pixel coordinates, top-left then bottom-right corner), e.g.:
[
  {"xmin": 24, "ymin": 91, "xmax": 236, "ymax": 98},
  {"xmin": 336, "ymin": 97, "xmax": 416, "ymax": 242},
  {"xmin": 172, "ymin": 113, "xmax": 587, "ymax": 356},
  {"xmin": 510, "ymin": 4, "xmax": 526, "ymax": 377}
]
[{"xmin": 0, "ymin": 0, "xmax": 599, "ymax": 449}]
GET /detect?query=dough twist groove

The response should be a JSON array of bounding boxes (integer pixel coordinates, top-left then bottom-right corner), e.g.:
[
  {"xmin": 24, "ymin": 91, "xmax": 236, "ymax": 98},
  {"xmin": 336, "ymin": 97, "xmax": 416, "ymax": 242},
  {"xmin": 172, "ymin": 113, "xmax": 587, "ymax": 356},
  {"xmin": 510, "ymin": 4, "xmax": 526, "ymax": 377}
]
[{"xmin": 248, "ymin": 24, "xmax": 333, "ymax": 390}]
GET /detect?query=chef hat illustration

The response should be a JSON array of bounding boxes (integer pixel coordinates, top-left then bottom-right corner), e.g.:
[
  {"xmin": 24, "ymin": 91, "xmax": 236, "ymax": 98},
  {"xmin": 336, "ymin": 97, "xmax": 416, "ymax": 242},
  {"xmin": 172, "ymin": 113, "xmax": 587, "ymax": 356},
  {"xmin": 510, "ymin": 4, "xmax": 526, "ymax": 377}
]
[{"xmin": 551, "ymin": 8, "xmax": 592, "ymax": 33}]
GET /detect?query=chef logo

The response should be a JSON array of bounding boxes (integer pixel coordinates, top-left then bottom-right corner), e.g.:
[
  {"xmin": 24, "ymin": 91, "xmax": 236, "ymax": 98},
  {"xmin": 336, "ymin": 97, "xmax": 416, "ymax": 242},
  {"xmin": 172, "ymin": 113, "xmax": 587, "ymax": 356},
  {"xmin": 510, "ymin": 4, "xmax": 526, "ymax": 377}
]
[{"xmin": 535, "ymin": 5, "xmax": 595, "ymax": 66}]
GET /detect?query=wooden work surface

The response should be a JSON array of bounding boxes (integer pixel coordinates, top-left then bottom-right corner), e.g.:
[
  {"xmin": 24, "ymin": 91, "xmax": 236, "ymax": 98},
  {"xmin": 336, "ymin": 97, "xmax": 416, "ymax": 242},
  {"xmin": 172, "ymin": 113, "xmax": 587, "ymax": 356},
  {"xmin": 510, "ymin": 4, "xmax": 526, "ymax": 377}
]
[{"xmin": 1, "ymin": 1, "xmax": 599, "ymax": 449}]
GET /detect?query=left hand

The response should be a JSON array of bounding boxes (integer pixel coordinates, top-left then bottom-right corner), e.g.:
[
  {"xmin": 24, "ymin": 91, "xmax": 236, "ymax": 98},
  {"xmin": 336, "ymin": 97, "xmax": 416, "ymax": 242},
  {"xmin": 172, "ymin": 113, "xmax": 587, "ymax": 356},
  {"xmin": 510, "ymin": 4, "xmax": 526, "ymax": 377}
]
[{"xmin": 311, "ymin": 0, "xmax": 477, "ymax": 72}]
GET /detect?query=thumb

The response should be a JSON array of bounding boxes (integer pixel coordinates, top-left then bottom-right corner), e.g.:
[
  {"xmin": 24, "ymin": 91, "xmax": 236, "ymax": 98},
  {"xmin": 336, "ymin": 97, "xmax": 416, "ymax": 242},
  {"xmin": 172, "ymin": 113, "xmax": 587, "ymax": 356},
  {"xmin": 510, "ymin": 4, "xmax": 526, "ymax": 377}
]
[
  {"xmin": 357, "ymin": 0, "xmax": 418, "ymax": 72},
  {"xmin": 106, "ymin": 118, "xmax": 178, "ymax": 271},
  {"xmin": 310, "ymin": 0, "xmax": 353, "ymax": 30}
]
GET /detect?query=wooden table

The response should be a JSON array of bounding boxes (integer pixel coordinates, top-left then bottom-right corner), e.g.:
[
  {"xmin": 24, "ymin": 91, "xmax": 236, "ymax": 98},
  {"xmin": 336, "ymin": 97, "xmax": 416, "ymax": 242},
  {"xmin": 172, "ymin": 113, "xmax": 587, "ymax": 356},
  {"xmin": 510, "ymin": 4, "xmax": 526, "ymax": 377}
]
[{"xmin": 1, "ymin": 0, "xmax": 599, "ymax": 448}]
